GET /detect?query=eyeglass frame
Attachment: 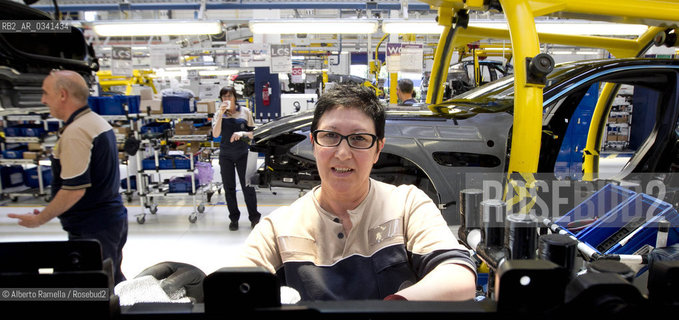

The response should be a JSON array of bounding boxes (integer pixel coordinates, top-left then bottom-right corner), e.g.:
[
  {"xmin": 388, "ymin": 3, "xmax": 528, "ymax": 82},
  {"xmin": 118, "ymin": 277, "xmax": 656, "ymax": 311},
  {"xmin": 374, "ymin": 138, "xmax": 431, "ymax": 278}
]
[{"xmin": 311, "ymin": 130, "xmax": 378, "ymax": 149}]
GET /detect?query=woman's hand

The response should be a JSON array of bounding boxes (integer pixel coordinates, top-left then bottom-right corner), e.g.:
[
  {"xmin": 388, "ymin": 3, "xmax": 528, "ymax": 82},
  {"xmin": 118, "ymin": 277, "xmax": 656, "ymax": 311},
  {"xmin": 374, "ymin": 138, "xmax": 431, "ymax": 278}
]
[
  {"xmin": 230, "ymin": 131, "xmax": 244, "ymax": 143},
  {"xmin": 218, "ymin": 102, "xmax": 229, "ymax": 115}
]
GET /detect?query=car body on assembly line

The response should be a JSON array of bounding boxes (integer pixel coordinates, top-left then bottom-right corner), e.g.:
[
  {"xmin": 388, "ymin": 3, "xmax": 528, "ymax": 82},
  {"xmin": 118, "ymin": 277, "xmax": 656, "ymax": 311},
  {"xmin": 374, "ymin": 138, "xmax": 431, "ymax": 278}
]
[
  {"xmin": 0, "ymin": 0, "xmax": 98, "ymax": 114},
  {"xmin": 251, "ymin": 58, "xmax": 679, "ymax": 225}
]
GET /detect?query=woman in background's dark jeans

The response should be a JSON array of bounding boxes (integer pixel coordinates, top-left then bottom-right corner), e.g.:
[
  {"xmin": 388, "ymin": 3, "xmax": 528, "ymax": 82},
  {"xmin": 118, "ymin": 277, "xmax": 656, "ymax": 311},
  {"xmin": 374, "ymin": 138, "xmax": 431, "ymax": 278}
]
[{"xmin": 212, "ymin": 86, "xmax": 261, "ymax": 231}]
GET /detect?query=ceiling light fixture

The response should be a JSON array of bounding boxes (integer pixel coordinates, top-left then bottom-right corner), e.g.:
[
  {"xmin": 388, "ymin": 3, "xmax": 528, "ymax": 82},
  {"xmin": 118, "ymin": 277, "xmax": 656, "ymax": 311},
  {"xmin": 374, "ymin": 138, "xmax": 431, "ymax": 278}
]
[
  {"xmin": 382, "ymin": 20, "xmax": 649, "ymax": 36},
  {"xmin": 92, "ymin": 20, "xmax": 222, "ymax": 37},
  {"xmin": 249, "ymin": 19, "xmax": 378, "ymax": 34}
]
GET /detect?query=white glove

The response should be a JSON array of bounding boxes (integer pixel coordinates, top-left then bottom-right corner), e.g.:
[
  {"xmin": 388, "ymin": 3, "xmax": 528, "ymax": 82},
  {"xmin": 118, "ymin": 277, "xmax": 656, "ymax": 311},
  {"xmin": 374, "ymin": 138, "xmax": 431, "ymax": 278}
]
[{"xmin": 280, "ymin": 286, "xmax": 301, "ymax": 304}]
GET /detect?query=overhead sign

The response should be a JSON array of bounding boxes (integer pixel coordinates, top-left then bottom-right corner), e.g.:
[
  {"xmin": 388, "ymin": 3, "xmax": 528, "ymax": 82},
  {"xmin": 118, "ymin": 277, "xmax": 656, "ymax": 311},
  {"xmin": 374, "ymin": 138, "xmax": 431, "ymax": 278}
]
[
  {"xmin": 111, "ymin": 46, "xmax": 133, "ymax": 77},
  {"xmin": 240, "ymin": 43, "xmax": 270, "ymax": 67},
  {"xmin": 401, "ymin": 44, "xmax": 423, "ymax": 73},
  {"xmin": 270, "ymin": 44, "xmax": 292, "ymax": 73},
  {"xmin": 386, "ymin": 43, "xmax": 402, "ymax": 73},
  {"xmin": 150, "ymin": 44, "xmax": 181, "ymax": 68},
  {"xmin": 291, "ymin": 67, "xmax": 303, "ymax": 83},
  {"xmin": 386, "ymin": 43, "xmax": 423, "ymax": 73}
]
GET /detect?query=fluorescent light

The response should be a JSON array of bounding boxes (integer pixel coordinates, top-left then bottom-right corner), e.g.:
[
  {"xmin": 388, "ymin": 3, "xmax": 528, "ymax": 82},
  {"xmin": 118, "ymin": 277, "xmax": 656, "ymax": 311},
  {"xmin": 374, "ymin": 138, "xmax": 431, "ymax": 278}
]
[
  {"xmin": 249, "ymin": 20, "xmax": 378, "ymax": 34},
  {"xmin": 576, "ymin": 51, "xmax": 601, "ymax": 55},
  {"xmin": 382, "ymin": 20, "xmax": 649, "ymax": 36},
  {"xmin": 198, "ymin": 70, "xmax": 239, "ymax": 76},
  {"xmin": 93, "ymin": 20, "xmax": 222, "ymax": 37},
  {"xmin": 383, "ymin": 21, "xmax": 444, "ymax": 34},
  {"xmin": 551, "ymin": 50, "xmax": 575, "ymax": 54},
  {"xmin": 84, "ymin": 11, "xmax": 97, "ymax": 22}
]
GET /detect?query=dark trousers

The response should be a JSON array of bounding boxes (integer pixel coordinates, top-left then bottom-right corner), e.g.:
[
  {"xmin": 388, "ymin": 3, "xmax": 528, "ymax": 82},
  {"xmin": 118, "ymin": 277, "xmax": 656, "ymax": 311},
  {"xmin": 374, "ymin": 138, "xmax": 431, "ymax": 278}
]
[
  {"xmin": 67, "ymin": 217, "xmax": 128, "ymax": 285},
  {"xmin": 219, "ymin": 154, "xmax": 260, "ymax": 223}
]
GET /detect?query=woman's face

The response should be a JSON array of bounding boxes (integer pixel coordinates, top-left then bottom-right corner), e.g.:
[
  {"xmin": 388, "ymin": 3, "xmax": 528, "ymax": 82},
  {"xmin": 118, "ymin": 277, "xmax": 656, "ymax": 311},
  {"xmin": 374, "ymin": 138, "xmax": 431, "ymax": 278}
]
[
  {"xmin": 221, "ymin": 91, "xmax": 236, "ymax": 109},
  {"xmin": 311, "ymin": 106, "xmax": 384, "ymax": 197}
]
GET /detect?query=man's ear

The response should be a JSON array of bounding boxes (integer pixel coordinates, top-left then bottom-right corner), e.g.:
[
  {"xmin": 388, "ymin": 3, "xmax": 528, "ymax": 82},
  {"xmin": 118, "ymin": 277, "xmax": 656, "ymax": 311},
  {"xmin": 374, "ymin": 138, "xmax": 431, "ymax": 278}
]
[{"xmin": 58, "ymin": 88, "xmax": 68, "ymax": 102}]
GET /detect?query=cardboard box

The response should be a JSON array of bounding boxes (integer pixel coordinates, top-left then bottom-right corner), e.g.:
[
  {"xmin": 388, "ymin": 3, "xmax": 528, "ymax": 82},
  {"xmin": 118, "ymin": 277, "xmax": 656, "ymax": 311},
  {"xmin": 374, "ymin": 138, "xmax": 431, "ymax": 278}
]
[
  {"xmin": 140, "ymin": 99, "xmax": 162, "ymax": 114},
  {"xmin": 139, "ymin": 88, "xmax": 154, "ymax": 100},
  {"xmin": 196, "ymin": 101, "xmax": 216, "ymax": 114},
  {"xmin": 23, "ymin": 151, "xmax": 40, "ymax": 160},
  {"xmin": 174, "ymin": 121, "xmax": 194, "ymax": 135},
  {"xmin": 193, "ymin": 126, "xmax": 212, "ymax": 135},
  {"xmin": 175, "ymin": 143, "xmax": 199, "ymax": 154},
  {"xmin": 27, "ymin": 143, "xmax": 42, "ymax": 151},
  {"xmin": 113, "ymin": 126, "xmax": 131, "ymax": 135},
  {"xmin": 119, "ymin": 152, "xmax": 128, "ymax": 160}
]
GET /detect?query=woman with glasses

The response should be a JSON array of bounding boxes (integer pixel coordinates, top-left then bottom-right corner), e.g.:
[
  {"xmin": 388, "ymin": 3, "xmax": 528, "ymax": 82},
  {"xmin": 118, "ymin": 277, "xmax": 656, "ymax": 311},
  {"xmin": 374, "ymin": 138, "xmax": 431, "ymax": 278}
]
[
  {"xmin": 212, "ymin": 86, "xmax": 261, "ymax": 231},
  {"xmin": 236, "ymin": 84, "xmax": 476, "ymax": 301}
]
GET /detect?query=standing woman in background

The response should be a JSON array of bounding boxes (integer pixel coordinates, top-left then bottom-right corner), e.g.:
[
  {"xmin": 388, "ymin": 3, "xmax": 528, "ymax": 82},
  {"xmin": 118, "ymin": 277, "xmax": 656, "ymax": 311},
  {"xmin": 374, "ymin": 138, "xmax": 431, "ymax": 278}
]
[{"xmin": 212, "ymin": 86, "xmax": 261, "ymax": 231}]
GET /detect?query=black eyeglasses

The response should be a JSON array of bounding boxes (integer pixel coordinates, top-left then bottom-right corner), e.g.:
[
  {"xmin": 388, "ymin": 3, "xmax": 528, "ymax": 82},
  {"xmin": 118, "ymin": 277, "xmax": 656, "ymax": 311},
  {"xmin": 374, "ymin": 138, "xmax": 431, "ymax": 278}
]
[{"xmin": 312, "ymin": 130, "xmax": 378, "ymax": 149}]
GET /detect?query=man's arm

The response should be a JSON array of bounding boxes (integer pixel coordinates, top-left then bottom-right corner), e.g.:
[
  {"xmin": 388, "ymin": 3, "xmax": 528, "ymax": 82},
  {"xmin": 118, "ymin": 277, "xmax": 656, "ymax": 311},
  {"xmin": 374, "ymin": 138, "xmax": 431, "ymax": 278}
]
[
  {"xmin": 395, "ymin": 263, "xmax": 476, "ymax": 301},
  {"xmin": 8, "ymin": 188, "xmax": 86, "ymax": 228}
]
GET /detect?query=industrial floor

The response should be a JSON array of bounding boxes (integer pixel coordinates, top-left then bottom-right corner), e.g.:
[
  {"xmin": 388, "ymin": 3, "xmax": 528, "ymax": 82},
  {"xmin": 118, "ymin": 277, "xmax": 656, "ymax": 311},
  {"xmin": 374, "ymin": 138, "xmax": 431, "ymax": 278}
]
[
  {"xmin": 0, "ymin": 159, "xmax": 301, "ymax": 279},
  {"xmin": 0, "ymin": 155, "xmax": 631, "ymax": 280}
]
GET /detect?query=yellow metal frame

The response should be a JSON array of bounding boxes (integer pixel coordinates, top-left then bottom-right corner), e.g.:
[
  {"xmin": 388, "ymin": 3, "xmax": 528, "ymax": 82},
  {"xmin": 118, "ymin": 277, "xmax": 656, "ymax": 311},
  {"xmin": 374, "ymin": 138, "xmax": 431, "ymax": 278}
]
[
  {"xmin": 420, "ymin": 0, "xmax": 679, "ymax": 212},
  {"xmin": 97, "ymin": 69, "xmax": 158, "ymax": 96}
]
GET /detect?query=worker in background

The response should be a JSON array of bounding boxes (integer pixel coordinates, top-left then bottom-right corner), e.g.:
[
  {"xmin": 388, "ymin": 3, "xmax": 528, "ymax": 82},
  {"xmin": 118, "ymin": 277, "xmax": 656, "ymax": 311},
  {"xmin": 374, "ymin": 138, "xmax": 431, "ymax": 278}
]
[
  {"xmin": 235, "ymin": 84, "xmax": 476, "ymax": 301},
  {"xmin": 212, "ymin": 86, "xmax": 261, "ymax": 231},
  {"xmin": 8, "ymin": 70, "xmax": 128, "ymax": 284},
  {"xmin": 396, "ymin": 79, "xmax": 417, "ymax": 106}
]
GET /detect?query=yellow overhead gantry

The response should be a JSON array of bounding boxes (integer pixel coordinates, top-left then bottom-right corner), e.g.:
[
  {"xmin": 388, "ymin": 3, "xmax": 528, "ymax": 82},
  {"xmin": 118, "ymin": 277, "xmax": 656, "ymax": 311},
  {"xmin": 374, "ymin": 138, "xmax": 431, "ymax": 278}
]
[
  {"xmin": 97, "ymin": 69, "xmax": 158, "ymax": 96},
  {"xmin": 420, "ymin": 0, "xmax": 679, "ymax": 213}
]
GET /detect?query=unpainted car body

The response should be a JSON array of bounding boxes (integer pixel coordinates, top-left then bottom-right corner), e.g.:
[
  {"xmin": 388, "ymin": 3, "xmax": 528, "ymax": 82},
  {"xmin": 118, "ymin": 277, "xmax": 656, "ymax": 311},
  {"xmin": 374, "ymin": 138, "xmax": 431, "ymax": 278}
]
[
  {"xmin": 253, "ymin": 58, "xmax": 679, "ymax": 225},
  {"xmin": 0, "ymin": 0, "xmax": 98, "ymax": 113}
]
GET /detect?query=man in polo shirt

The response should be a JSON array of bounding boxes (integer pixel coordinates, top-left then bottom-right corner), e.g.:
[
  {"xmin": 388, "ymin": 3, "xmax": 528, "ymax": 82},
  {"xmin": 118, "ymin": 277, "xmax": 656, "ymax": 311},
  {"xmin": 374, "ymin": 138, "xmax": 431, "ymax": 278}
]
[
  {"xmin": 396, "ymin": 79, "xmax": 417, "ymax": 106},
  {"xmin": 8, "ymin": 70, "xmax": 128, "ymax": 284}
]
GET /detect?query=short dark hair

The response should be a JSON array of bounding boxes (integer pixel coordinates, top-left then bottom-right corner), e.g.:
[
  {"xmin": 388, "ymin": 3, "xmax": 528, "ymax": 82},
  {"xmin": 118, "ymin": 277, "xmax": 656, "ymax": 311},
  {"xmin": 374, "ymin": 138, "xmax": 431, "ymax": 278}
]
[
  {"xmin": 219, "ymin": 86, "xmax": 237, "ymax": 100},
  {"xmin": 397, "ymin": 79, "xmax": 414, "ymax": 94},
  {"xmin": 311, "ymin": 84, "xmax": 385, "ymax": 141},
  {"xmin": 219, "ymin": 86, "xmax": 240, "ymax": 111}
]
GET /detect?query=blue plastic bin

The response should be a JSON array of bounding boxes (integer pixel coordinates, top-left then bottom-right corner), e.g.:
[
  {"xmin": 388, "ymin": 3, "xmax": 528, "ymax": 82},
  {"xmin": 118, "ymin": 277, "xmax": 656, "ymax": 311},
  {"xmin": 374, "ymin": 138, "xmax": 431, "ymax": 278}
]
[
  {"xmin": 577, "ymin": 193, "xmax": 678, "ymax": 254},
  {"xmin": 24, "ymin": 166, "xmax": 52, "ymax": 189},
  {"xmin": 121, "ymin": 176, "xmax": 136, "ymax": 190},
  {"xmin": 4, "ymin": 126, "xmax": 24, "ymax": 137},
  {"xmin": 88, "ymin": 96, "xmax": 100, "ymax": 113},
  {"xmin": 554, "ymin": 184, "xmax": 637, "ymax": 236},
  {"xmin": 1, "ymin": 165, "xmax": 25, "ymax": 188},
  {"xmin": 141, "ymin": 122, "xmax": 171, "ymax": 134},
  {"xmin": 46, "ymin": 121, "xmax": 60, "ymax": 133},
  {"xmin": 22, "ymin": 124, "xmax": 46, "ymax": 137},
  {"xmin": 169, "ymin": 176, "xmax": 193, "ymax": 193},
  {"xmin": 3, "ymin": 145, "xmax": 27, "ymax": 159},
  {"xmin": 162, "ymin": 96, "xmax": 195, "ymax": 113},
  {"xmin": 93, "ymin": 95, "xmax": 141, "ymax": 115},
  {"xmin": 142, "ymin": 155, "xmax": 195, "ymax": 170}
]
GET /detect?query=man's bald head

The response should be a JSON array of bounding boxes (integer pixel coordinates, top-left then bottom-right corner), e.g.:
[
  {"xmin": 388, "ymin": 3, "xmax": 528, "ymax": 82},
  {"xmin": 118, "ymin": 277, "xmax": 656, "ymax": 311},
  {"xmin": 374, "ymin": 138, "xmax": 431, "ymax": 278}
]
[
  {"xmin": 49, "ymin": 70, "xmax": 90, "ymax": 105},
  {"xmin": 42, "ymin": 70, "xmax": 90, "ymax": 120}
]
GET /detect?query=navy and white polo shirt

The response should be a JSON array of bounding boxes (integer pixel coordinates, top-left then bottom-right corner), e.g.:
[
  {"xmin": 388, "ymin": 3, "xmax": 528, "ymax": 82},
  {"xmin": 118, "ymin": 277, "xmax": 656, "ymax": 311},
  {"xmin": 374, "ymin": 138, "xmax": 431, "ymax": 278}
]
[{"xmin": 52, "ymin": 106, "xmax": 127, "ymax": 233}]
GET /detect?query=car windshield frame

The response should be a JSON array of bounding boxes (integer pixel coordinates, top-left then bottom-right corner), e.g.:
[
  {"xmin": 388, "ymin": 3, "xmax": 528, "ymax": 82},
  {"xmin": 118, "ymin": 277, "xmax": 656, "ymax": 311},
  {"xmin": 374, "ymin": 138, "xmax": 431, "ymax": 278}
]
[{"xmin": 457, "ymin": 63, "xmax": 584, "ymax": 99}]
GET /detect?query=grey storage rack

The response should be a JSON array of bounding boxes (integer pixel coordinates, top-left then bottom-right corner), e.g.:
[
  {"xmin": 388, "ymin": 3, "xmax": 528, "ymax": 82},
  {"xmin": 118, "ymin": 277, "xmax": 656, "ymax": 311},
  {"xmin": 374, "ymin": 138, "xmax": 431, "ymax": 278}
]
[
  {"xmin": 0, "ymin": 113, "xmax": 59, "ymax": 202},
  {"xmin": 134, "ymin": 113, "xmax": 213, "ymax": 224},
  {"xmin": 100, "ymin": 114, "xmax": 140, "ymax": 204}
]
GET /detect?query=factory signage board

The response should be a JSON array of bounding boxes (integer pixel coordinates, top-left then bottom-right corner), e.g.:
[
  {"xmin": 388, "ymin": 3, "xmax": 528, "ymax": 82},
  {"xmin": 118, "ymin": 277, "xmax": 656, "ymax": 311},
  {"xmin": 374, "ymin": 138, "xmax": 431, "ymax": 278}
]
[
  {"xmin": 270, "ymin": 44, "xmax": 292, "ymax": 73},
  {"xmin": 111, "ymin": 46, "xmax": 133, "ymax": 77},
  {"xmin": 150, "ymin": 44, "xmax": 181, "ymax": 68},
  {"xmin": 401, "ymin": 44, "xmax": 423, "ymax": 73},
  {"xmin": 386, "ymin": 43, "xmax": 402, "ymax": 73},
  {"xmin": 240, "ymin": 43, "xmax": 270, "ymax": 67},
  {"xmin": 291, "ymin": 67, "xmax": 304, "ymax": 83},
  {"xmin": 386, "ymin": 43, "xmax": 423, "ymax": 73}
]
